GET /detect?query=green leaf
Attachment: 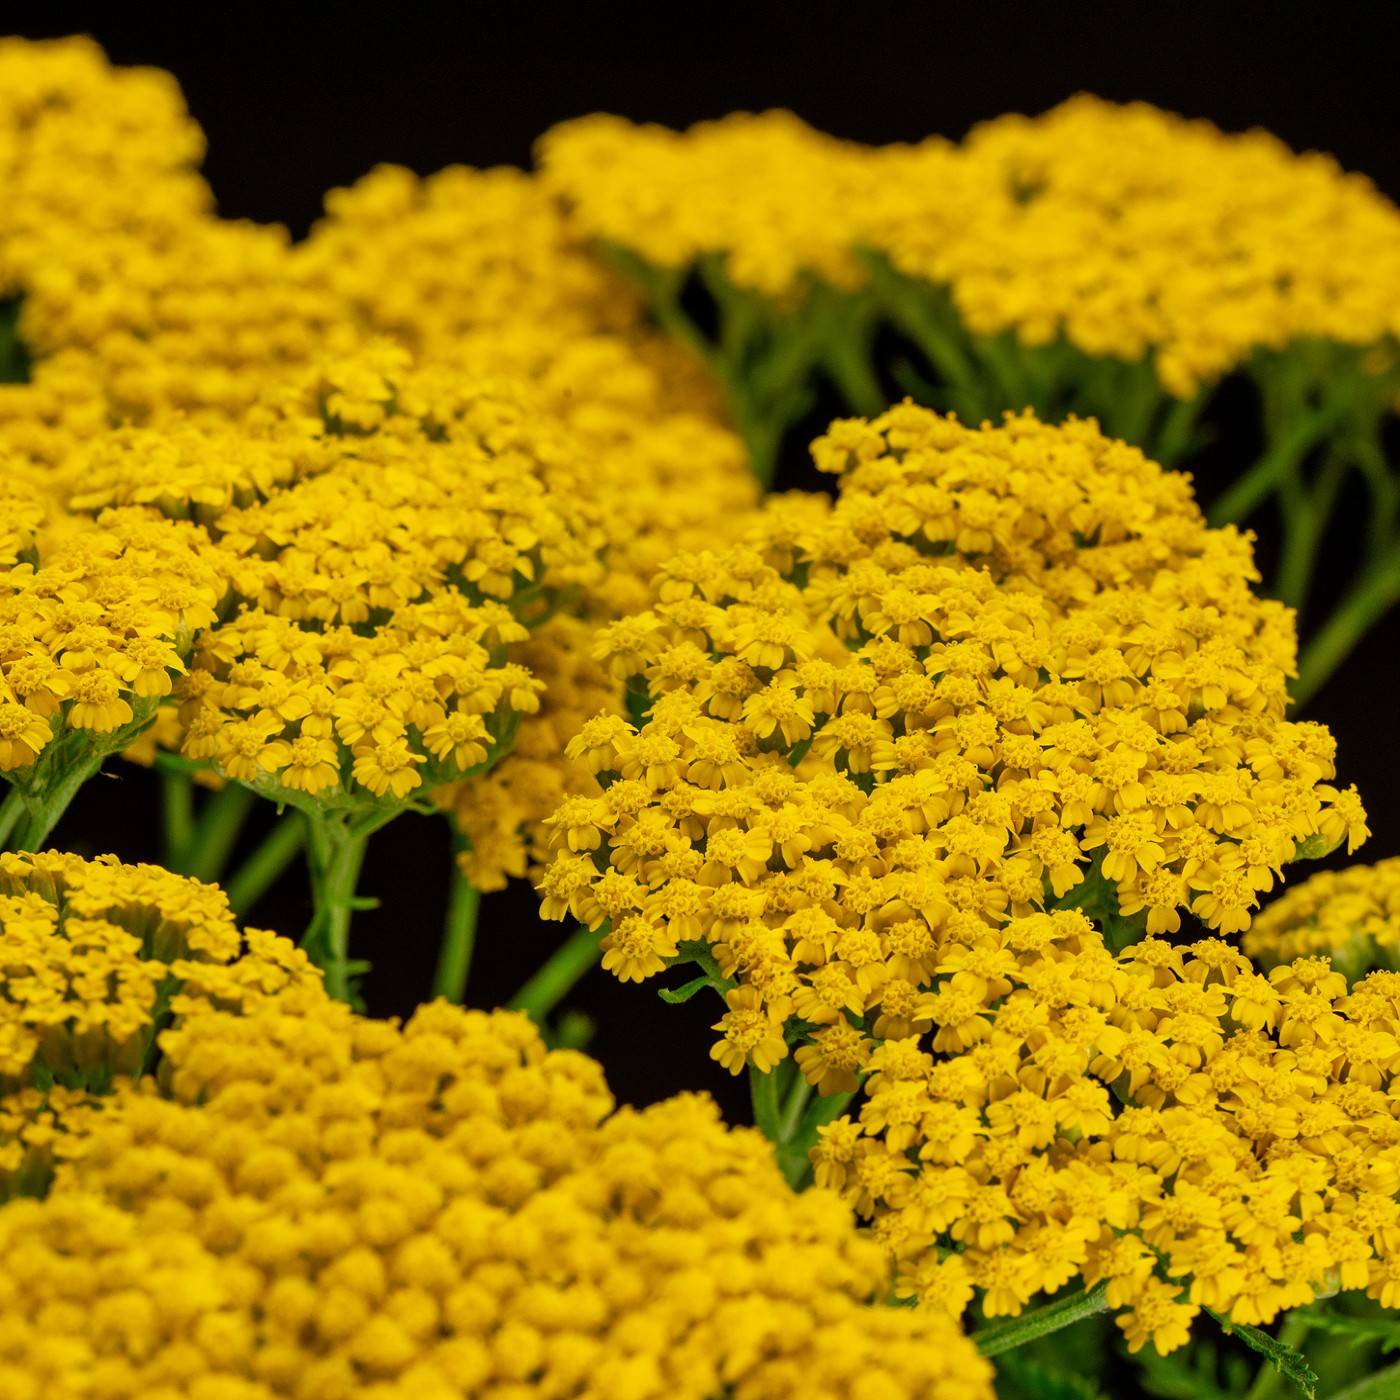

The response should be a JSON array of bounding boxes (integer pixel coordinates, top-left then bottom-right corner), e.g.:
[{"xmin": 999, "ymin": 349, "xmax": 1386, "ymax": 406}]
[
  {"xmin": 658, "ymin": 974, "xmax": 717, "ymax": 1005},
  {"xmin": 668, "ymin": 939, "xmax": 734, "ymax": 992},
  {"xmin": 1206, "ymin": 1308, "xmax": 1317, "ymax": 1399}
]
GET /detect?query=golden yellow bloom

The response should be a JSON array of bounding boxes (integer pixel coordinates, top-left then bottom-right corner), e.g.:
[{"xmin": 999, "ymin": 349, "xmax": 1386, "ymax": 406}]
[{"xmin": 0, "ymin": 964, "xmax": 993, "ymax": 1400}]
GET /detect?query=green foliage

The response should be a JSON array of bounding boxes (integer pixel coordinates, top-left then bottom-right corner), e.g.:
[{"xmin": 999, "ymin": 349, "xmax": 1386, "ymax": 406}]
[
  {"xmin": 1294, "ymin": 1307, "xmax": 1400, "ymax": 1355},
  {"xmin": 1134, "ymin": 1338, "xmax": 1252, "ymax": 1400},
  {"xmin": 1206, "ymin": 1308, "xmax": 1317, "ymax": 1399},
  {"xmin": 975, "ymin": 1284, "xmax": 1111, "ymax": 1359},
  {"xmin": 994, "ymin": 1352, "xmax": 1106, "ymax": 1400}
]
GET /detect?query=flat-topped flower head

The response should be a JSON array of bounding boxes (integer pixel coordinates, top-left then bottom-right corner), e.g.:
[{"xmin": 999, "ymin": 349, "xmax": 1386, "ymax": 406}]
[
  {"xmin": 0, "ymin": 848, "xmax": 321, "ymax": 1199},
  {"xmin": 544, "ymin": 405, "xmax": 1359, "ymax": 1032},
  {"xmin": 866, "ymin": 94, "xmax": 1400, "ymax": 395},
  {"xmin": 0, "ymin": 982, "xmax": 994, "ymax": 1400},
  {"xmin": 539, "ymin": 109, "xmax": 874, "ymax": 301},
  {"xmin": 540, "ymin": 407, "xmax": 1366, "ymax": 1348},
  {"xmin": 0, "ymin": 506, "xmax": 222, "ymax": 837}
]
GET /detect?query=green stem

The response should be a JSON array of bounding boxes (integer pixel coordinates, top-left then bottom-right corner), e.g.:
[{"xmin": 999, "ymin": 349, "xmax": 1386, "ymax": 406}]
[
  {"xmin": 1208, "ymin": 393, "xmax": 1353, "ymax": 527},
  {"xmin": 778, "ymin": 1074, "xmax": 815, "ymax": 1143},
  {"xmin": 432, "ymin": 862, "xmax": 480, "ymax": 1004},
  {"xmin": 1244, "ymin": 1310, "xmax": 1312, "ymax": 1400},
  {"xmin": 1275, "ymin": 447, "xmax": 1349, "ymax": 617},
  {"xmin": 224, "ymin": 810, "xmax": 306, "ymax": 917},
  {"xmin": 1293, "ymin": 549, "xmax": 1400, "ymax": 706},
  {"xmin": 13, "ymin": 752, "xmax": 104, "ymax": 852},
  {"xmin": 161, "ymin": 769, "xmax": 195, "ymax": 868},
  {"xmin": 972, "ymin": 1280, "xmax": 1110, "ymax": 1357},
  {"xmin": 301, "ymin": 810, "xmax": 374, "ymax": 1003},
  {"xmin": 749, "ymin": 1061, "xmax": 783, "ymax": 1141},
  {"xmin": 1149, "ymin": 387, "xmax": 1209, "ymax": 467},
  {"xmin": 508, "ymin": 923, "xmax": 601, "ymax": 1022},
  {"xmin": 1329, "ymin": 1360, "xmax": 1400, "ymax": 1400},
  {"xmin": 0, "ymin": 785, "xmax": 23, "ymax": 849},
  {"xmin": 177, "ymin": 782, "xmax": 258, "ymax": 885}
]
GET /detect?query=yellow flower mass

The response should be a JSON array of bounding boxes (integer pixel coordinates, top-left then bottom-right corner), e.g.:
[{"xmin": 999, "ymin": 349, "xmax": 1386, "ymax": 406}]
[
  {"xmin": 542, "ymin": 96, "xmax": 1400, "ymax": 397},
  {"xmin": 7, "ymin": 29, "xmax": 1400, "ymax": 1395},
  {"xmin": 541, "ymin": 406, "xmax": 1375, "ymax": 1348},
  {"xmin": 0, "ymin": 850, "xmax": 993, "ymax": 1400},
  {"xmin": 1245, "ymin": 856, "xmax": 1400, "ymax": 978}
]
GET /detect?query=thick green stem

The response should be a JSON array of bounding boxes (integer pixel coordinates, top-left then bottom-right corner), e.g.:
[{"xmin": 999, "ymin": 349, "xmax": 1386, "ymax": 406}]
[
  {"xmin": 224, "ymin": 810, "xmax": 306, "ymax": 917},
  {"xmin": 1275, "ymin": 448, "xmax": 1349, "ymax": 617},
  {"xmin": 302, "ymin": 811, "xmax": 373, "ymax": 1004},
  {"xmin": 13, "ymin": 752, "xmax": 104, "ymax": 852},
  {"xmin": 0, "ymin": 785, "xmax": 23, "ymax": 849},
  {"xmin": 778, "ymin": 1074, "xmax": 815, "ymax": 1143},
  {"xmin": 749, "ymin": 1061, "xmax": 783, "ymax": 1141},
  {"xmin": 972, "ymin": 1280, "xmax": 1110, "ymax": 1357},
  {"xmin": 1293, "ymin": 550, "xmax": 1400, "ymax": 706},
  {"xmin": 432, "ymin": 863, "xmax": 480, "ymax": 1004},
  {"xmin": 177, "ymin": 782, "xmax": 258, "ymax": 885},
  {"xmin": 508, "ymin": 923, "xmax": 601, "ymax": 1022}
]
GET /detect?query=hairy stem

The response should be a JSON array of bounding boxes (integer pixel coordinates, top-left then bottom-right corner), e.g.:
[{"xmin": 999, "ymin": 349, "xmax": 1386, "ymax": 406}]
[{"xmin": 972, "ymin": 1281, "xmax": 1110, "ymax": 1357}]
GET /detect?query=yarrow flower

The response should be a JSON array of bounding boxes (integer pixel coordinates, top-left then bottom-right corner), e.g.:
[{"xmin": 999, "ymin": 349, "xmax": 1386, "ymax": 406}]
[
  {"xmin": 0, "ymin": 849, "xmax": 319, "ymax": 1197},
  {"xmin": 0, "ymin": 502, "xmax": 222, "ymax": 846},
  {"xmin": 541, "ymin": 406, "xmax": 1371, "ymax": 1350},
  {"xmin": 0, "ymin": 893, "xmax": 994, "ymax": 1400},
  {"xmin": 542, "ymin": 96, "xmax": 1400, "ymax": 398}
]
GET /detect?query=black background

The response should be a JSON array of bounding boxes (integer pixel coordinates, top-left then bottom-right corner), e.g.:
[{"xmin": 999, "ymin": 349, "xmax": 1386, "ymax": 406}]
[{"xmin": 8, "ymin": 2, "xmax": 1400, "ymax": 1121}]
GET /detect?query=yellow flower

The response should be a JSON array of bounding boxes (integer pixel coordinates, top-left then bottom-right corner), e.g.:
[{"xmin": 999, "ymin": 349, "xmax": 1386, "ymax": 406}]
[{"xmin": 711, "ymin": 985, "xmax": 791, "ymax": 1075}]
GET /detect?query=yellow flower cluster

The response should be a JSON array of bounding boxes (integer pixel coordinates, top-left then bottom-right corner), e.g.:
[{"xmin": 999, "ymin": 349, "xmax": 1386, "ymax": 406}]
[
  {"xmin": 1245, "ymin": 857, "xmax": 1400, "ymax": 977},
  {"xmin": 815, "ymin": 923, "xmax": 1400, "ymax": 1354},
  {"xmin": 0, "ymin": 506, "xmax": 221, "ymax": 775},
  {"xmin": 0, "ymin": 849, "xmax": 321, "ymax": 1200},
  {"xmin": 290, "ymin": 165, "xmax": 755, "ymax": 615},
  {"xmin": 294, "ymin": 161, "xmax": 644, "ymax": 353},
  {"xmin": 0, "ymin": 961, "xmax": 994, "ymax": 1399},
  {"xmin": 0, "ymin": 35, "xmax": 207, "ymax": 304},
  {"xmin": 542, "ymin": 97, "xmax": 1400, "ymax": 395},
  {"xmin": 544, "ymin": 405, "xmax": 1361, "ymax": 989},
  {"xmin": 538, "ymin": 110, "xmax": 873, "ymax": 301},
  {"xmin": 538, "ymin": 408, "xmax": 1368, "ymax": 1343},
  {"xmin": 0, "ymin": 848, "xmax": 316, "ymax": 1093},
  {"xmin": 436, "ymin": 615, "xmax": 621, "ymax": 891},
  {"xmin": 0, "ymin": 464, "xmax": 48, "ymax": 570},
  {"xmin": 183, "ymin": 596, "xmax": 540, "ymax": 805},
  {"xmin": 0, "ymin": 38, "xmax": 348, "ymax": 457}
]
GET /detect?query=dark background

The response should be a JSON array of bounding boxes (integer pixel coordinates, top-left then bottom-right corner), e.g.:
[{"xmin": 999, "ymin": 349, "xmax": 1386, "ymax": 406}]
[{"xmin": 9, "ymin": 2, "xmax": 1400, "ymax": 1120}]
